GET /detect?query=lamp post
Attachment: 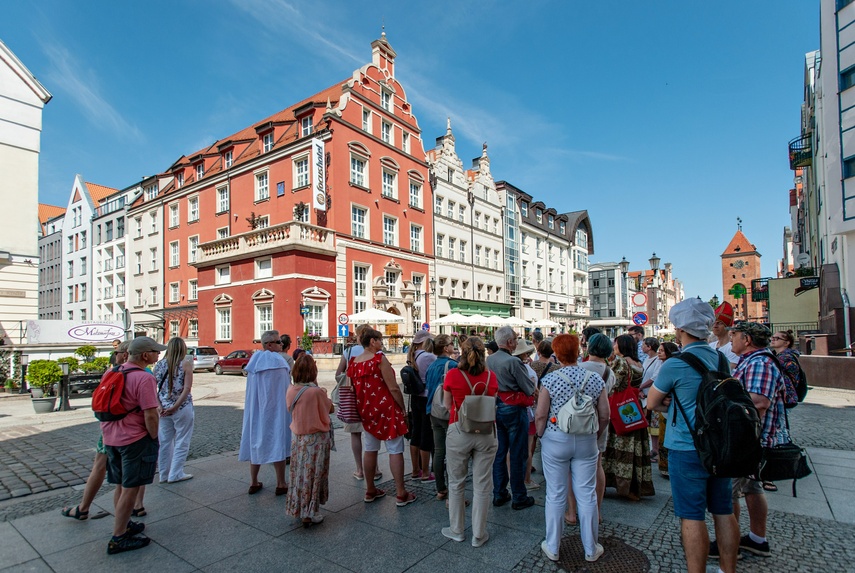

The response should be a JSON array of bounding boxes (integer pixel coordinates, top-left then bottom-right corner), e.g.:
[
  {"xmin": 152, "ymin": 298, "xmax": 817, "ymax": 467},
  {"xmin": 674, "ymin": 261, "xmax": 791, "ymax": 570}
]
[
  {"xmin": 57, "ymin": 361, "xmax": 72, "ymax": 411},
  {"xmin": 619, "ymin": 257, "xmax": 630, "ymax": 321},
  {"xmin": 428, "ymin": 277, "xmax": 437, "ymax": 327},
  {"xmin": 649, "ymin": 253, "xmax": 661, "ymax": 333},
  {"xmin": 19, "ymin": 354, "xmax": 29, "ymax": 394}
]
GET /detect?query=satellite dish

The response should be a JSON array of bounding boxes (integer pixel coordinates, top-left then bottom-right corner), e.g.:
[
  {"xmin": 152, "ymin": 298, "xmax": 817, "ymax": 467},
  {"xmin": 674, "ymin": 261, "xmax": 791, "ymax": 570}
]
[{"xmin": 796, "ymin": 253, "xmax": 810, "ymax": 267}]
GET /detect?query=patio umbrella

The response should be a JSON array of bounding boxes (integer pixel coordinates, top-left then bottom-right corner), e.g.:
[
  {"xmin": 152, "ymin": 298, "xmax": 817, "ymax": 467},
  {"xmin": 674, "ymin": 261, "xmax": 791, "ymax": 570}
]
[
  {"xmin": 483, "ymin": 315, "xmax": 508, "ymax": 327},
  {"xmin": 502, "ymin": 316, "xmax": 531, "ymax": 328},
  {"xmin": 432, "ymin": 313, "xmax": 469, "ymax": 325},
  {"xmin": 530, "ymin": 318, "xmax": 560, "ymax": 329},
  {"xmin": 464, "ymin": 314, "xmax": 491, "ymax": 326},
  {"xmin": 347, "ymin": 308, "xmax": 405, "ymax": 324}
]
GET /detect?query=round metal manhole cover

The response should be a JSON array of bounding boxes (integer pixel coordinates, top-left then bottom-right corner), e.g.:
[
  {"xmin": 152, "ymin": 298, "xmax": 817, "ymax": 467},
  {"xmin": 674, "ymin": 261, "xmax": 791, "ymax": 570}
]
[{"xmin": 557, "ymin": 535, "xmax": 649, "ymax": 572}]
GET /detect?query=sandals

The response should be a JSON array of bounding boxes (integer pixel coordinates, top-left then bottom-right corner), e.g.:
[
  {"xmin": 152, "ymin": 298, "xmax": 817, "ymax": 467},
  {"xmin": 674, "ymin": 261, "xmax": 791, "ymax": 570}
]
[
  {"xmin": 364, "ymin": 488, "xmax": 387, "ymax": 503},
  {"xmin": 762, "ymin": 481, "xmax": 778, "ymax": 492},
  {"xmin": 436, "ymin": 490, "xmax": 448, "ymax": 501},
  {"xmin": 61, "ymin": 505, "xmax": 89, "ymax": 520},
  {"xmin": 131, "ymin": 507, "xmax": 147, "ymax": 517},
  {"xmin": 396, "ymin": 491, "xmax": 417, "ymax": 507},
  {"xmin": 650, "ymin": 453, "xmax": 659, "ymax": 463},
  {"xmin": 248, "ymin": 482, "xmax": 263, "ymax": 495},
  {"xmin": 352, "ymin": 471, "xmax": 383, "ymax": 481},
  {"xmin": 275, "ymin": 486, "xmax": 288, "ymax": 496}
]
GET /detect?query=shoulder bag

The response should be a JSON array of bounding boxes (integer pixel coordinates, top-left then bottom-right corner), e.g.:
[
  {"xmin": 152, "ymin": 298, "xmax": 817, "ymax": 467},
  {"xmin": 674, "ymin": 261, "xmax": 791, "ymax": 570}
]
[
  {"xmin": 608, "ymin": 368, "xmax": 648, "ymax": 435},
  {"xmin": 755, "ymin": 408, "xmax": 811, "ymax": 497},
  {"xmin": 430, "ymin": 361, "xmax": 452, "ymax": 421}
]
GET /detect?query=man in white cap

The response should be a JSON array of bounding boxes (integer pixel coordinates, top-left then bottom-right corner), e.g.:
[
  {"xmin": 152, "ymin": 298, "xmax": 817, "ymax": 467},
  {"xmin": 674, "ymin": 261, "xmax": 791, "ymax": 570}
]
[
  {"xmin": 647, "ymin": 299, "xmax": 739, "ymax": 573},
  {"xmin": 102, "ymin": 336, "xmax": 165, "ymax": 554}
]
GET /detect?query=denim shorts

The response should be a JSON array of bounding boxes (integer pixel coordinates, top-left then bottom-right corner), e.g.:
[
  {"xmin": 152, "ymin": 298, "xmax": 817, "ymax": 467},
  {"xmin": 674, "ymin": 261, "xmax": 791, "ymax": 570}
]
[
  {"xmin": 105, "ymin": 434, "xmax": 159, "ymax": 488},
  {"xmin": 669, "ymin": 449, "xmax": 733, "ymax": 520}
]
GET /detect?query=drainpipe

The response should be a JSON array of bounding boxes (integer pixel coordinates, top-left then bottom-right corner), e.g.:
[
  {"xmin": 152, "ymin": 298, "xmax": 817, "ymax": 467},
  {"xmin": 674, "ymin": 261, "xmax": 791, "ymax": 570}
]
[{"xmin": 843, "ymin": 289, "xmax": 851, "ymax": 354}]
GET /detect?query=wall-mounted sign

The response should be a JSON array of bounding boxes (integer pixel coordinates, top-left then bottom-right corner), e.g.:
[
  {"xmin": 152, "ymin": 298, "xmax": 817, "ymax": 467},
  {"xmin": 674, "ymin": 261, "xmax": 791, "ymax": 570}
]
[
  {"xmin": 312, "ymin": 138, "xmax": 326, "ymax": 211},
  {"xmin": 632, "ymin": 312, "xmax": 649, "ymax": 326},
  {"xmin": 26, "ymin": 320, "xmax": 124, "ymax": 344}
]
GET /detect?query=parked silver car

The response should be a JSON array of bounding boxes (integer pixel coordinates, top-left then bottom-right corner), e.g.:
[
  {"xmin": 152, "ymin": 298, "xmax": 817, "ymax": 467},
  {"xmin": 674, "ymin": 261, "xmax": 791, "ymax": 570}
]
[{"xmin": 187, "ymin": 346, "xmax": 219, "ymax": 372}]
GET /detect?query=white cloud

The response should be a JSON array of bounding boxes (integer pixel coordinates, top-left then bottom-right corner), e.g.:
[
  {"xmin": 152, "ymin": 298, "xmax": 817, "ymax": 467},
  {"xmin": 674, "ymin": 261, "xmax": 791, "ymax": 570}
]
[{"xmin": 41, "ymin": 43, "xmax": 142, "ymax": 141}]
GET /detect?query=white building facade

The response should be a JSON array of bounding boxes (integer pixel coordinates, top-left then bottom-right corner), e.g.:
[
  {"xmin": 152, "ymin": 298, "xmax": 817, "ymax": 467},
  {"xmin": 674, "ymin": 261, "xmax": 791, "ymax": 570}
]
[
  {"xmin": 0, "ymin": 40, "xmax": 51, "ymax": 344},
  {"xmin": 92, "ymin": 186, "xmax": 134, "ymax": 325}
]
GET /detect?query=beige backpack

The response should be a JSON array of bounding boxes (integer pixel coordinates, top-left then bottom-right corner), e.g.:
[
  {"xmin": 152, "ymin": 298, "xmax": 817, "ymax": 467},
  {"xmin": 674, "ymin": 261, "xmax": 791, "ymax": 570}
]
[{"xmin": 456, "ymin": 371, "xmax": 496, "ymax": 434}]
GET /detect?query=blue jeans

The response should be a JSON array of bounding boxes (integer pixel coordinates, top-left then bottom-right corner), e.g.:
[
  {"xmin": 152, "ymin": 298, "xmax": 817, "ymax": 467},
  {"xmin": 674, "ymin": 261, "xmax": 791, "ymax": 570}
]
[{"xmin": 492, "ymin": 403, "xmax": 529, "ymax": 503}]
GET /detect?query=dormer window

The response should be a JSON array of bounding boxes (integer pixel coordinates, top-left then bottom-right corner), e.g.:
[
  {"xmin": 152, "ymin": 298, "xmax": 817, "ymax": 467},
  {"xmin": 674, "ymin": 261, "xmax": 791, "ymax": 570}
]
[
  {"xmin": 196, "ymin": 163, "xmax": 204, "ymax": 180},
  {"xmin": 381, "ymin": 89, "xmax": 392, "ymax": 112},
  {"xmin": 520, "ymin": 202, "xmax": 528, "ymax": 217},
  {"xmin": 548, "ymin": 214, "xmax": 554, "ymax": 229},
  {"xmin": 176, "ymin": 172, "xmax": 184, "ymax": 189},
  {"xmin": 263, "ymin": 133, "xmax": 274, "ymax": 153},
  {"xmin": 301, "ymin": 116, "xmax": 313, "ymax": 137},
  {"xmin": 536, "ymin": 208, "xmax": 543, "ymax": 223},
  {"xmin": 224, "ymin": 150, "xmax": 233, "ymax": 168}
]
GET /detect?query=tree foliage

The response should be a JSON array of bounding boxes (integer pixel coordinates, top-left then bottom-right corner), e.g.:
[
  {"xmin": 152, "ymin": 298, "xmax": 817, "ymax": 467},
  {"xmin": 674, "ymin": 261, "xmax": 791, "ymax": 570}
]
[
  {"xmin": 26, "ymin": 360, "xmax": 62, "ymax": 394},
  {"xmin": 74, "ymin": 345, "xmax": 98, "ymax": 362}
]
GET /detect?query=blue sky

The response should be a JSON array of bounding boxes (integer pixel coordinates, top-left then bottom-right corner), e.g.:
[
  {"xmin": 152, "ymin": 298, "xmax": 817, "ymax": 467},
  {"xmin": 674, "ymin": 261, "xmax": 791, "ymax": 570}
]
[{"xmin": 3, "ymin": 1, "xmax": 818, "ymax": 300}]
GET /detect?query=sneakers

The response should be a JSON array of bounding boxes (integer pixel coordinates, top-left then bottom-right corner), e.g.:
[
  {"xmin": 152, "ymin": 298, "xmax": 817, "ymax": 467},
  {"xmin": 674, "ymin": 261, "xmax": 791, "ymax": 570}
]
[
  {"xmin": 709, "ymin": 539, "xmax": 743, "ymax": 560},
  {"xmin": 512, "ymin": 496, "xmax": 535, "ymax": 510},
  {"xmin": 441, "ymin": 527, "xmax": 464, "ymax": 542},
  {"xmin": 541, "ymin": 540, "xmax": 559, "ymax": 561},
  {"xmin": 585, "ymin": 543, "xmax": 604, "ymax": 562},
  {"xmin": 739, "ymin": 534, "xmax": 771, "ymax": 557},
  {"xmin": 107, "ymin": 532, "xmax": 150, "ymax": 555},
  {"xmin": 492, "ymin": 491, "xmax": 512, "ymax": 507},
  {"xmin": 472, "ymin": 531, "xmax": 490, "ymax": 548}
]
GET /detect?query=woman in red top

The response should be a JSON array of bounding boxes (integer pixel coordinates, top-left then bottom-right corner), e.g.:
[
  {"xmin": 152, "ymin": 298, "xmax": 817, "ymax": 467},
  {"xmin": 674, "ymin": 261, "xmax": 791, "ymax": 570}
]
[
  {"xmin": 347, "ymin": 328, "xmax": 415, "ymax": 507},
  {"xmin": 441, "ymin": 337, "xmax": 499, "ymax": 548}
]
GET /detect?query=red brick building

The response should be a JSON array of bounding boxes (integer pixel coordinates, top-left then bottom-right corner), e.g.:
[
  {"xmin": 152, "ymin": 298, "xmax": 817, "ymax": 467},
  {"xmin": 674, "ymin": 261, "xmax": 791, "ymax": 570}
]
[{"xmin": 157, "ymin": 34, "xmax": 434, "ymax": 354}]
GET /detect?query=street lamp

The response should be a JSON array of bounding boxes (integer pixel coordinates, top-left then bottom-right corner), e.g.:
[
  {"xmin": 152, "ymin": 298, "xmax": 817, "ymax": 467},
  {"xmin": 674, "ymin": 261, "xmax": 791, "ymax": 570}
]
[
  {"xmin": 619, "ymin": 257, "xmax": 630, "ymax": 319},
  {"xmin": 57, "ymin": 361, "xmax": 73, "ymax": 411},
  {"xmin": 19, "ymin": 354, "xmax": 29, "ymax": 394},
  {"xmin": 649, "ymin": 253, "xmax": 661, "ymax": 333},
  {"xmin": 428, "ymin": 277, "xmax": 437, "ymax": 326}
]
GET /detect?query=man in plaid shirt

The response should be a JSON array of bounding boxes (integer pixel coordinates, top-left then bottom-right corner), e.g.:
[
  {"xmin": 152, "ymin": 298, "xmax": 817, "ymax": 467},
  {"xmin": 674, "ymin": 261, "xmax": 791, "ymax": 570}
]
[{"xmin": 711, "ymin": 321, "xmax": 789, "ymax": 561}]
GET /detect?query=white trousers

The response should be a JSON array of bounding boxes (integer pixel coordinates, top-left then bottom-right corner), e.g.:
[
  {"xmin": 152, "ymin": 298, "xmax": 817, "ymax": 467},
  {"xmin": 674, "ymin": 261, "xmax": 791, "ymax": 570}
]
[
  {"xmin": 445, "ymin": 422, "xmax": 498, "ymax": 542},
  {"xmin": 158, "ymin": 403, "xmax": 195, "ymax": 482},
  {"xmin": 541, "ymin": 430, "xmax": 599, "ymax": 556}
]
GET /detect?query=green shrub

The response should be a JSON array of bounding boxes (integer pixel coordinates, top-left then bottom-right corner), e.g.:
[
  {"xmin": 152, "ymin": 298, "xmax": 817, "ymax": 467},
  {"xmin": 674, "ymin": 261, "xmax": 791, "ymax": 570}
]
[
  {"xmin": 4, "ymin": 379, "xmax": 17, "ymax": 389},
  {"xmin": 26, "ymin": 360, "xmax": 62, "ymax": 395},
  {"xmin": 74, "ymin": 345, "xmax": 98, "ymax": 362},
  {"xmin": 91, "ymin": 357, "xmax": 110, "ymax": 371},
  {"xmin": 57, "ymin": 357, "xmax": 80, "ymax": 372},
  {"xmin": 79, "ymin": 361, "xmax": 106, "ymax": 373}
]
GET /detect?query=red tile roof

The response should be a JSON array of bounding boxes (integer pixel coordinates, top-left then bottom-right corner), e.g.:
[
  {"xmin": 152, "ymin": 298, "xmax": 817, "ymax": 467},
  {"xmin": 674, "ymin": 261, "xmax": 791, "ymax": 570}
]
[
  {"xmin": 722, "ymin": 230, "xmax": 758, "ymax": 256},
  {"xmin": 85, "ymin": 182, "xmax": 120, "ymax": 204},
  {"xmin": 38, "ymin": 203, "xmax": 65, "ymax": 234}
]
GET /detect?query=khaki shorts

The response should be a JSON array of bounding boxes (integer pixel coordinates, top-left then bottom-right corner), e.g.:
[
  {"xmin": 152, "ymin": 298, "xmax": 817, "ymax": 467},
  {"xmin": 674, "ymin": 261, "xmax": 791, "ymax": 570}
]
[
  {"xmin": 343, "ymin": 422, "xmax": 363, "ymax": 433},
  {"xmin": 732, "ymin": 476, "xmax": 764, "ymax": 499}
]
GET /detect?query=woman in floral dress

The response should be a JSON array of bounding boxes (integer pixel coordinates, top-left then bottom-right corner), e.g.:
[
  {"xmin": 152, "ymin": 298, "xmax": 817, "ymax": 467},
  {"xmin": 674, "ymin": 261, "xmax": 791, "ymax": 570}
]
[
  {"xmin": 347, "ymin": 328, "xmax": 415, "ymax": 507},
  {"xmin": 285, "ymin": 354, "xmax": 334, "ymax": 526},
  {"xmin": 602, "ymin": 335, "xmax": 654, "ymax": 500}
]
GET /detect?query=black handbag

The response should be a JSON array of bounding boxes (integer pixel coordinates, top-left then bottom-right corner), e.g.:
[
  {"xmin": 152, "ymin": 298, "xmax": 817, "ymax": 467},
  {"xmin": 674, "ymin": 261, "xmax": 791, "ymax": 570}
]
[{"xmin": 756, "ymin": 409, "xmax": 812, "ymax": 497}]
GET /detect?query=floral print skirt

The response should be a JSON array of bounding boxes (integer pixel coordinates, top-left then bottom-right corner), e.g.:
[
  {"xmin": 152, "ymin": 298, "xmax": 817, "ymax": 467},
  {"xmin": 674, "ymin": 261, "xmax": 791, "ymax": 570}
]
[
  {"xmin": 603, "ymin": 426, "xmax": 655, "ymax": 499},
  {"xmin": 285, "ymin": 432, "xmax": 331, "ymax": 519}
]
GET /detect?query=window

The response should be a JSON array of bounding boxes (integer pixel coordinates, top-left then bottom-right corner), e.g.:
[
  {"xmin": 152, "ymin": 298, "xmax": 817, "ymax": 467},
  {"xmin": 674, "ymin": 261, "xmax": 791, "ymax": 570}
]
[
  {"xmin": 67, "ymin": 286, "xmax": 73, "ymax": 303},
  {"xmin": 447, "ymin": 200, "xmax": 455, "ymax": 219},
  {"xmin": 216, "ymin": 265, "xmax": 230, "ymax": 285},
  {"xmin": 223, "ymin": 150, "xmax": 233, "ymax": 168},
  {"xmin": 81, "ymin": 230, "xmax": 87, "ymax": 248},
  {"xmin": 196, "ymin": 163, "xmax": 204, "ymax": 180},
  {"xmin": 559, "ymin": 221, "xmax": 566, "ymax": 234},
  {"xmin": 150, "ymin": 248, "xmax": 158, "ymax": 271},
  {"xmin": 105, "ymin": 221, "xmax": 114, "ymax": 242},
  {"xmin": 188, "ymin": 236, "xmax": 198, "ymax": 264},
  {"xmin": 256, "ymin": 304, "xmax": 273, "ymax": 338},
  {"xmin": 149, "ymin": 211, "xmax": 157, "ymax": 234},
  {"xmin": 67, "ymin": 261, "xmax": 73, "ymax": 278},
  {"xmin": 459, "ymin": 240, "xmax": 466, "ymax": 262},
  {"xmin": 350, "ymin": 156, "xmax": 366, "ymax": 187},
  {"xmin": 450, "ymin": 280, "xmax": 457, "ymax": 297},
  {"xmin": 475, "ymin": 245, "xmax": 481, "ymax": 265},
  {"xmin": 844, "ymin": 156, "xmax": 855, "ymax": 179},
  {"xmin": 135, "ymin": 217, "xmax": 142, "ymax": 238},
  {"xmin": 402, "ymin": 132, "xmax": 410, "ymax": 153},
  {"xmin": 217, "ymin": 227, "xmax": 229, "ymax": 239},
  {"xmin": 536, "ymin": 208, "xmax": 543, "ymax": 223},
  {"xmin": 301, "ymin": 116, "xmax": 313, "ymax": 137},
  {"xmin": 255, "ymin": 171, "xmax": 269, "ymax": 201},
  {"xmin": 351, "ymin": 206, "xmax": 367, "ymax": 238},
  {"xmin": 410, "ymin": 224, "xmax": 422, "ymax": 252},
  {"xmin": 305, "ymin": 304, "xmax": 324, "ymax": 336},
  {"xmin": 145, "ymin": 184, "xmax": 158, "ymax": 200},
  {"xmin": 474, "ymin": 212, "xmax": 481, "ymax": 228},
  {"xmin": 381, "ymin": 89, "xmax": 391, "ymax": 111},
  {"xmin": 170, "ymin": 282, "xmax": 179, "ymax": 303},
  {"xmin": 188, "ymin": 279, "xmax": 197, "ymax": 301},
  {"xmin": 176, "ymin": 172, "xmax": 184, "ymax": 188},
  {"xmin": 353, "ymin": 265, "xmax": 369, "ymax": 313},
  {"xmin": 383, "ymin": 216, "xmax": 397, "ymax": 246},
  {"xmin": 436, "ymin": 234, "xmax": 444, "ymax": 257},
  {"xmin": 435, "ymin": 195, "xmax": 443, "ymax": 214},
  {"xmin": 458, "ymin": 204, "xmax": 465, "ymax": 222},
  {"xmin": 381, "ymin": 121, "xmax": 392, "ymax": 144},
  {"xmin": 188, "ymin": 319, "xmax": 198, "ymax": 338},
  {"xmin": 134, "ymin": 252, "xmax": 142, "ymax": 274},
  {"xmin": 382, "ymin": 170, "xmax": 396, "ymax": 198},
  {"xmin": 135, "ymin": 289, "xmax": 143, "ymax": 307},
  {"xmin": 448, "ymin": 237, "xmax": 456, "ymax": 260},
  {"xmin": 80, "ymin": 257, "xmax": 87, "ymax": 274},
  {"xmin": 842, "ymin": 66, "xmax": 855, "ymax": 92},
  {"xmin": 149, "ymin": 286, "xmax": 158, "ymax": 306},
  {"xmin": 67, "ymin": 236, "xmax": 73, "ymax": 253},
  {"xmin": 548, "ymin": 214, "xmax": 554, "ymax": 229},
  {"xmin": 80, "ymin": 283, "xmax": 87, "ymax": 301},
  {"xmin": 362, "ymin": 108, "xmax": 372, "ymax": 132},
  {"xmin": 409, "ymin": 182, "xmax": 421, "ymax": 208},
  {"xmin": 256, "ymin": 257, "xmax": 272, "ymax": 278},
  {"xmin": 385, "ymin": 270, "xmax": 398, "ymax": 298},
  {"xmin": 262, "ymin": 132, "xmax": 274, "ymax": 153},
  {"xmin": 217, "ymin": 307, "xmax": 232, "ymax": 340},
  {"xmin": 521, "ymin": 202, "xmax": 528, "ymax": 217},
  {"xmin": 494, "ymin": 250, "xmax": 499, "ymax": 270},
  {"xmin": 256, "ymin": 215, "xmax": 269, "ymax": 229},
  {"xmin": 81, "ymin": 308, "xmax": 87, "ymax": 320},
  {"xmin": 170, "ymin": 241, "xmax": 179, "ymax": 267},
  {"xmin": 217, "ymin": 186, "xmax": 230, "ymax": 213},
  {"xmin": 117, "ymin": 218, "xmax": 124, "ymax": 238},
  {"xmin": 188, "ymin": 197, "xmax": 199, "ymax": 222},
  {"xmin": 295, "ymin": 156, "xmax": 309, "ymax": 188}
]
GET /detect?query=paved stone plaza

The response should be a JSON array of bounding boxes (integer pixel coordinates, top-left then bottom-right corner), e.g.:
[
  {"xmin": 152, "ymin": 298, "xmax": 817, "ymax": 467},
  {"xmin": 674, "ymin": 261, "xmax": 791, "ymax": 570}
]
[{"xmin": 0, "ymin": 372, "xmax": 853, "ymax": 572}]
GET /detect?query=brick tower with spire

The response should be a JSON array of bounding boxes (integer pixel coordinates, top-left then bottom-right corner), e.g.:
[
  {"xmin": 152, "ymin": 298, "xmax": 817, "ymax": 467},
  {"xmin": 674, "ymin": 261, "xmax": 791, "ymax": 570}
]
[{"xmin": 721, "ymin": 223, "xmax": 764, "ymax": 321}]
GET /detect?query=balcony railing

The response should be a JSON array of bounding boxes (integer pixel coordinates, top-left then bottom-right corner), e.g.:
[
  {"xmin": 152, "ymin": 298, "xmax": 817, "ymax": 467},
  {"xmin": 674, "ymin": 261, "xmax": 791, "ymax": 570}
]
[
  {"xmin": 195, "ymin": 220, "xmax": 336, "ymax": 266},
  {"xmin": 788, "ymin": 133, "xmax": 812, "ymax": 170}
]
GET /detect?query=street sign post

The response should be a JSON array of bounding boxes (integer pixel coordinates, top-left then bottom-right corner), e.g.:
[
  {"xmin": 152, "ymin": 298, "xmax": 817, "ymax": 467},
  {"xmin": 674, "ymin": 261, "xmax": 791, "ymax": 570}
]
[
  {"xmin": 337, "ymin": 324, "xmax": 349, "ymax": 337},
  {"xmin": 338, "ymin": 313, "xmax": 349, "ymax": 325},
  {"xmin": 631, "ymin": 292, "xmax": 648, "ymax": 307},
  {"xmin": 422, "ymin": 323, "xmax": 430, "ymax": 331},
  {"xmin": 632, "ymin": 312, "xmax": 649, "ymax": 326}
]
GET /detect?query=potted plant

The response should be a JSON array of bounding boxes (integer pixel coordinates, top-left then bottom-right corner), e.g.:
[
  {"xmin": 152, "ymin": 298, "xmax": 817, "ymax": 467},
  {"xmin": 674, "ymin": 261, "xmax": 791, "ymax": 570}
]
[
  {"xmin": 4, "ymin": 379, "xmax": 17, "ymax": 392},
  {"xmin": 26, "ymin": 360, "xmax": 62, "ymax": 413}
]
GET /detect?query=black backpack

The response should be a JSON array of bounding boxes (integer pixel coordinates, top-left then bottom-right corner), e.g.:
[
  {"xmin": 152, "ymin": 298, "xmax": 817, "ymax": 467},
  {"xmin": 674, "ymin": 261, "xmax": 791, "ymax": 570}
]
[
  {"xmin": 673, "ymin": 351, "xmax": 762, "ymax": 478},
  {"xmin": 791, "ymin": 354, "xmax": 809, "ymax": 402},
  {"xmin": 401, "ymin": 351, "xmax": 425, "ymax": 395}
]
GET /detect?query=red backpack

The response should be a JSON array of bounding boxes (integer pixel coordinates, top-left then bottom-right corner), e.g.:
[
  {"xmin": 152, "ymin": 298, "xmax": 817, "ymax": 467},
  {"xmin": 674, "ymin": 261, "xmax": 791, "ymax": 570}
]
[{"xmin": 92, "ymin": 365, "xmax": 142, "ymax": 421}]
